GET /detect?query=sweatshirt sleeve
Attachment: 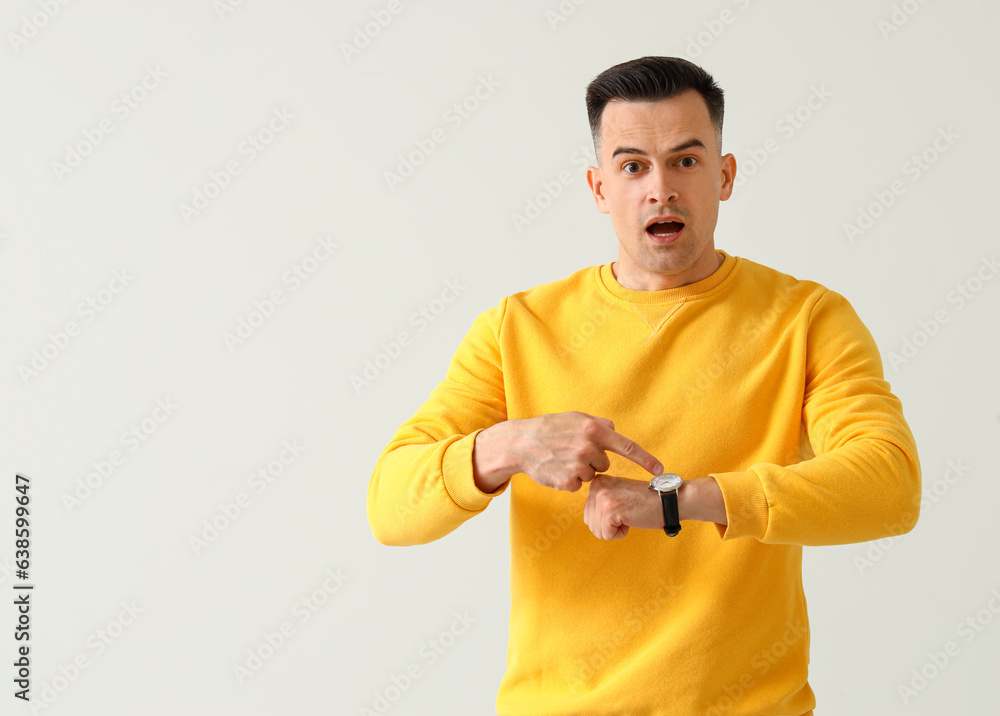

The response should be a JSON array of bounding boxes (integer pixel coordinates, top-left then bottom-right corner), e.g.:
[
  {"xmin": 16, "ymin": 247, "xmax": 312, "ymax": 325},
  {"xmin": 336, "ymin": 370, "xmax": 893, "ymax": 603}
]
[
  {"xmin": 366, "ymin": 298, "xmax": 510, "ymax": 546},
  {"xmin": 709, "ymin": 289, "xmax": 922, "ymax": 546}
]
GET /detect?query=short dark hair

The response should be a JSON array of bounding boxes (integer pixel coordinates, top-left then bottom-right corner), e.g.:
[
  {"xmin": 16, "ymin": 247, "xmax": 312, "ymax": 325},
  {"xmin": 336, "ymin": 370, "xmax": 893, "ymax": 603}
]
[{"xmin": 585, "ymin": 56, "xmax": 725, "ymax": 163}]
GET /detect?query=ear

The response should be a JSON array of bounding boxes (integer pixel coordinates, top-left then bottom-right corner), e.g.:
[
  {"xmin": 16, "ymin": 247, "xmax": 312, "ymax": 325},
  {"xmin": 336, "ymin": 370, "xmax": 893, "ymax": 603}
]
[
  {"xmin": 586, "ymin": 165, "xmax": 610, "ymax": 214},
  {"xmin": 719, "ymin": 153, "xmax": 737, "ymax": 201}
]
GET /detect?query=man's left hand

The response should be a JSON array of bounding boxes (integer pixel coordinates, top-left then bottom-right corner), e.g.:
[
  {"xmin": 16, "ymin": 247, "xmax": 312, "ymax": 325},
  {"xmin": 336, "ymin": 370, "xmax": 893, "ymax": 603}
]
[{"xmin": 583, "ymin": 474, "xmax": 664, "ymax": 540}]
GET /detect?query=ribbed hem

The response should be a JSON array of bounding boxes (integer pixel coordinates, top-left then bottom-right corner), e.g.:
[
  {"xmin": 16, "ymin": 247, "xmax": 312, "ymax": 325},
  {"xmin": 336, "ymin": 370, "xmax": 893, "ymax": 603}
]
[
  {"xmin": 595, "ymin": 249, "xmax": 739, "ymax": 306},
  {"xmin": 709, "ymin": 468, "xmax": 770, "ymax": 541},
  {"xmin": 442, "ymin": 429, "xmax": 509, "ymax": 512}
]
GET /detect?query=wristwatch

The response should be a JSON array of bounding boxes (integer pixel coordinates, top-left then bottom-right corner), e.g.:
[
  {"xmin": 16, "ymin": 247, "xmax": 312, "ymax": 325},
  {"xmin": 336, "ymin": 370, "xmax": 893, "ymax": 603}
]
[{"xmin": 648, "ymin": 473, "xmax": 682, "ymax": 537}]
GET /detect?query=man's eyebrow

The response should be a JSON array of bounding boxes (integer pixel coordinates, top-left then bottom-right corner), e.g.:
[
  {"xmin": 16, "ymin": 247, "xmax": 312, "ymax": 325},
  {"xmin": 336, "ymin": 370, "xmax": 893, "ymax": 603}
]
[{"xmin": 610, "ymin": 138, "xmax": 708, "ymax": 159}]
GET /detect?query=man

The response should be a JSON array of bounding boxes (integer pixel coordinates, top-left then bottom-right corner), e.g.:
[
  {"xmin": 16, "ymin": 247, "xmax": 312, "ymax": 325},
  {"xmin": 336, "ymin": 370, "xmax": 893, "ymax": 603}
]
[{"xmin": 367, "ymin": 56, "xmax": 921, "ymax": 715}]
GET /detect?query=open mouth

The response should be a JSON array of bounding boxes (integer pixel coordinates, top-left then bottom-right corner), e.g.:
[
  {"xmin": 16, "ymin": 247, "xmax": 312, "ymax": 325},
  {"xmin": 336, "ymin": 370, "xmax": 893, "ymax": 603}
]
[{"xmin": 646, "ymin": 220, "xmax": 684, "ymax": 240}]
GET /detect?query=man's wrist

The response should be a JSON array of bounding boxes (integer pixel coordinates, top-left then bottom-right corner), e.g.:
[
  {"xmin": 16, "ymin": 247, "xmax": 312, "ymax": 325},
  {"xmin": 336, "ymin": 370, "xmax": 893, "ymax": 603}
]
[
  {"xmin": 678, "ymin": 477, "xmax": 728, "ymax": 526},
  {"xmin": 472, "ymin": 422, "xmax": 519, "ymax": 494}
]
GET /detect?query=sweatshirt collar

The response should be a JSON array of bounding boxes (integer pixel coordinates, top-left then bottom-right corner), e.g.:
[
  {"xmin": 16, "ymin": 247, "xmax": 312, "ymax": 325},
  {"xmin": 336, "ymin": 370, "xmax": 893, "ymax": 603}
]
[{"xmin": 596, "ymin": 249, "xmax": 739, "ymax": 306}]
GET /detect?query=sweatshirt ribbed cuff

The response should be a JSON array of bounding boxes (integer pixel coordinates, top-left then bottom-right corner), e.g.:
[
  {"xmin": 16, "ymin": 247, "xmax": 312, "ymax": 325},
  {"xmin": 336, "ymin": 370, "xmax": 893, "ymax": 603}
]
[
  {"xmin": 709, "ymin": 469, "xmax": 770, "ymax": 541},
  {"xmin": 442, "ymin": 429, "xmax": 509, "ymax": 512}
]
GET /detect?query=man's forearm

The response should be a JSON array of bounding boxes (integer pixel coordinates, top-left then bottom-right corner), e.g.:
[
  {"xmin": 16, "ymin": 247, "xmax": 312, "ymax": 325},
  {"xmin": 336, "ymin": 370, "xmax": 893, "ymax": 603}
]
[
  {"xmin": 472, "ymin": 421, "xmax": 521, "ymax": 493},
  {"xmin": 679, "ymin": 477, "xmax": 727, "ymax": 526}
]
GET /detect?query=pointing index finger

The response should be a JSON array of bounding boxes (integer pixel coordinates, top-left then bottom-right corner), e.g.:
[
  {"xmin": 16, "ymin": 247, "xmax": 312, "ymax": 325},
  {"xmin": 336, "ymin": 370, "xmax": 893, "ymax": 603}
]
[{"xmin": 595, "ymin": 423, "xmax": 663, "ymax": 476}]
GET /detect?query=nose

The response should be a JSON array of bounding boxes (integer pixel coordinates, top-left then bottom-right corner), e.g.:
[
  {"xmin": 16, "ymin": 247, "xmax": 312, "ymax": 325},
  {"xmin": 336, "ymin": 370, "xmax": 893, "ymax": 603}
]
[{"xmin": 647, "ymin": 166, "xmax": 679, "ymax": 205}]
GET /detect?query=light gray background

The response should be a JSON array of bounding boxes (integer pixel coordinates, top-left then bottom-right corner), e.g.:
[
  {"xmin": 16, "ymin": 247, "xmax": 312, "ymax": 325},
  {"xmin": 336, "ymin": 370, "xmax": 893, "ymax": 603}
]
[{"xmin": 1, "ymin": 1, "xmax": 998, "ymax": 714}]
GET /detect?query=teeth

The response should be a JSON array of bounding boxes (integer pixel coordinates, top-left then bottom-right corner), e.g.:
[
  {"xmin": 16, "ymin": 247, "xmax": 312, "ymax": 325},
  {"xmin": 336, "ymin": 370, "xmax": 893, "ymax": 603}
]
[{"xmin": 648, "ymin": 222, "xmax": 680, "ymax": 237}]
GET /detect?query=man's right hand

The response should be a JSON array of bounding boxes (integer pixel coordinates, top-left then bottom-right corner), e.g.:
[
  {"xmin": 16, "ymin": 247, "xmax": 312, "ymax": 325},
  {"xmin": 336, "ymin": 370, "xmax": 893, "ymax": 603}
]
[{"xmin": 472, "ymin": 411, "xmax": 664, "ymax": 493}]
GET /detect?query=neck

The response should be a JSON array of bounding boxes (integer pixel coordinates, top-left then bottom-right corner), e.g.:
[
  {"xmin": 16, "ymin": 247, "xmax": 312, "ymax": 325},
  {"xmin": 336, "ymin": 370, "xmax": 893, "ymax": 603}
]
[{"xmin": 612, "ymin": 250, "xmax": 723, "ymax": 291}]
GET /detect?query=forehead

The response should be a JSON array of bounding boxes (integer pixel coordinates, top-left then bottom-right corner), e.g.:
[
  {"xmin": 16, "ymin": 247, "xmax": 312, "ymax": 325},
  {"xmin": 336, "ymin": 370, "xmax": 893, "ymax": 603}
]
[{"xmin": 600, "ymin": 91, "xmax": 712, "ymax": 150}]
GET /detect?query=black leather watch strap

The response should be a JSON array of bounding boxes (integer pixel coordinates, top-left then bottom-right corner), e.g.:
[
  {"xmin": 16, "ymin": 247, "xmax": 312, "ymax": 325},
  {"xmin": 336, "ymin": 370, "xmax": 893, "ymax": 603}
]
[{"xmin": 660, "ymin": 489, "xmax": 681, "ymax": 537}]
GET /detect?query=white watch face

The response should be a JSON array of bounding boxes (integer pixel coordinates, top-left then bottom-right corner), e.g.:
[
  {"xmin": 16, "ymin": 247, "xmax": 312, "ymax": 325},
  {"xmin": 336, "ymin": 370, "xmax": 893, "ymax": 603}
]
[{"xmin": 650, "ymin": 473, "xmax": 682, "ymax": 492}]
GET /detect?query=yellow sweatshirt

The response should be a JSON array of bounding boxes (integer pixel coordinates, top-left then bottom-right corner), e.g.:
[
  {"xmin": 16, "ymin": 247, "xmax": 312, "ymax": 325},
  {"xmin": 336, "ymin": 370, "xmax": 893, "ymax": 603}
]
[{"xmin": 367, "ymin": 248, "xmax": 921, "ymax": 715}]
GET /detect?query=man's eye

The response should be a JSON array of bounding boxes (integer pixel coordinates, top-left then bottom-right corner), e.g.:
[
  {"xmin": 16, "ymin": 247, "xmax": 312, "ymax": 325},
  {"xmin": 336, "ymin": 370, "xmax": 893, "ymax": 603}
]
[
  {"xmin": 680, "ymin": 157, "xmax": 697, "ymax": 168},
  {"xmin": 623, "ymin": 162, "xmax": 641, "ymax": 173}
]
